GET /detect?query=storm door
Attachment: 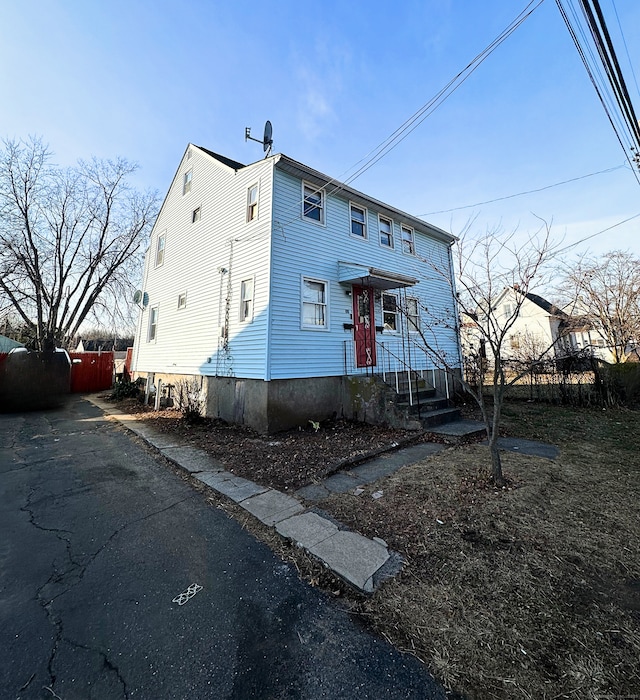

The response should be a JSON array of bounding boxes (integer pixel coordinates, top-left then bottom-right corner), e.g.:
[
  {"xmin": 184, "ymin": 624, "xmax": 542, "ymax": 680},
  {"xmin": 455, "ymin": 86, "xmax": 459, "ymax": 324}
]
[{"xmin": 352, "ymin": 284, "xmax": 377, "ymax": 368}]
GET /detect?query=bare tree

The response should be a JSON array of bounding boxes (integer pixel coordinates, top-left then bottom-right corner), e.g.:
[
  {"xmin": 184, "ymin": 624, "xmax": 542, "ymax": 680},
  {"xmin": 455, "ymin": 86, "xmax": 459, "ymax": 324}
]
[
  {"xmin": 407, "ymin": 222, "xmax": 554, "ymax": 485},
  {"xmin": 0, "ymin": 137, "xmax": 158, "ymax": 350},
  {"xmin": 558, "ymin": 251, "xmax": 640, "ymax": 363}
]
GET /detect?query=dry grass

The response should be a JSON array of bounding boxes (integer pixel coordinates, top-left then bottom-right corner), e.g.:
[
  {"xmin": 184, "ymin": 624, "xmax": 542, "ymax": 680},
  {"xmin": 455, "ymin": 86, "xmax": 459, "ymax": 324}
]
[
  {"xmin": 319, "ymin": 404, "xmax": 640, "ymax": 699},
  {"xmin": 117, "ymin": 395, "xmax": 640, "ymax": 698}
]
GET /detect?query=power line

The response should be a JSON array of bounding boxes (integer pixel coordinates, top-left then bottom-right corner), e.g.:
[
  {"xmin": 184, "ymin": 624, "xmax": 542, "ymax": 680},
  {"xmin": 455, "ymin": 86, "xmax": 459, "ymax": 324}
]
[
  {"xmin": 419, "ymin": 163, "xmax": 626, "ymax": 215},
  {"xmin": 550, "ymin": 210, "xmax": 640, "ymax": 256}
]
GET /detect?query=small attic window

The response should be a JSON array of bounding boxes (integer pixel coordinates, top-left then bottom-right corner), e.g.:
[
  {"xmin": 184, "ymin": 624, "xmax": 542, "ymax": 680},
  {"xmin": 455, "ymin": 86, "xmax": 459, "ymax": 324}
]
[{"xmin": 192, "ymin": 206, "xmax": 201, "ymax": 223}]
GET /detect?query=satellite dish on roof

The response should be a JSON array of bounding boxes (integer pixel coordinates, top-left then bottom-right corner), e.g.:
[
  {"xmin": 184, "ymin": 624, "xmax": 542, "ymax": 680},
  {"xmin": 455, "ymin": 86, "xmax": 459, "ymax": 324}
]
[
  {"xmin": 245, "ymin": 120, "xmax": 274, "ymax": 158},
  {"xmin": 263, "ymin": 120, "xmax": 273, "ymax": 155}
]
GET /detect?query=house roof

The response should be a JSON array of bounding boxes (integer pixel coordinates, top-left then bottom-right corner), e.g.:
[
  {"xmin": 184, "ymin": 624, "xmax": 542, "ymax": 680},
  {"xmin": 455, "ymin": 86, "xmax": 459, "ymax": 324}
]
[
  {"xmin": 523, "ymin": 292, "xmax": 568, "ymax": 318},
  {"xmin": 192, "ymin": 146, "xmax": 455, "ymax": 246},
  {"xmin": 195, "ymin": 146, "xmax": 246, "ymax": 171},
  {"xmin": 77, "ymin": 338, "xmax": 134, "ymax": 352}
]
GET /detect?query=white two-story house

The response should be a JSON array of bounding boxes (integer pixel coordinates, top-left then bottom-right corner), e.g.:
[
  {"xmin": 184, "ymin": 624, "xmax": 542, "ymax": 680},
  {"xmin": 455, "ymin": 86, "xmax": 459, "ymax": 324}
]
[{"xmin": 131, "ymin": 145, "xmax": 461, "ymax": 432}]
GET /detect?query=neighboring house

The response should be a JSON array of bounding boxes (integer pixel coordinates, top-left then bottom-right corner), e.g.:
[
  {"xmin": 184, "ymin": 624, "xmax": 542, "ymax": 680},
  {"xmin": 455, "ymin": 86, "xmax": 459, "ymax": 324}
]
[
  {"xmin": 0, "ymin": 335, "xmax": 25, "ymax": 353},
  {"xmin": 131, "ymin": 145, "xmax": 461, "ymax": 432},
  {"xmin": 462, "ymin": 286, "xmax": 619, "ymax": 369}
]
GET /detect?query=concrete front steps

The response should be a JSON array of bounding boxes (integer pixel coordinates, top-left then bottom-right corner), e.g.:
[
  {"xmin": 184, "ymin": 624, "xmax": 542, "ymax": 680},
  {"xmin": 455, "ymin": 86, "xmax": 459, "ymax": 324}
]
[{"xmin": 383, "ymin": 375, "xmax": 461, "ymax": 429}]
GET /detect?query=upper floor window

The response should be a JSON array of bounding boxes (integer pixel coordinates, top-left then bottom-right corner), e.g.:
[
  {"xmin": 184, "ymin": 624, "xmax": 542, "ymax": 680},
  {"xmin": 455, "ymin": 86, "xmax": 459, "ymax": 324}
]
[
  {"xmin": 302, "ymin": 277, "xmax": 328, "ymax": 328},
  {"xmin": 192, "ymin": 207, "xmax": 201, "ymax": 223},
  {"xmin": 379, "ymin": 216, "xmax": 394, "ymax": 247},
  {"xmin": 155, "ymin": 232, "xmax": 166, "ymax": 267},
  {"xmin": 240, "ymin": 278, "xmax": 254, "ymax": 322},
  {"xmin": 350, "ymin": 203, "xmax": 367, "ymax": 238},
  {"xmin": 401, "ymin": 226, "xmax": 415, "ymax": 255},
  {"xmin": 177, "ymin": 292, "xmax": 187, "ymax": 309},
  {"xmin": 383, "ymin": 293, "xmax": 398, "ymax": 331},
  {"xmin": 148, "ymin": 306, "xmax": 159, "ymax": 342},
  {"xmin": 303, "ymin": 183, "xmax": 324, "ymax": 224},
  {"xmin": 183, "ymin": 169, "xmax": 193, "ymax": 195},
  {"xmin": 247, "ymin": 184, "xmax": 259, "ymax": 222}
]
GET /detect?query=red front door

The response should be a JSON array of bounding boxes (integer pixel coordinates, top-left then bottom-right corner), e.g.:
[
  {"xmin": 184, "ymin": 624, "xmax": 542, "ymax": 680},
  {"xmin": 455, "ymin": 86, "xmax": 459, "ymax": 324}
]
[{"xmin": 352, "ymin": 285, "xmax": 377, "ymax": 368}]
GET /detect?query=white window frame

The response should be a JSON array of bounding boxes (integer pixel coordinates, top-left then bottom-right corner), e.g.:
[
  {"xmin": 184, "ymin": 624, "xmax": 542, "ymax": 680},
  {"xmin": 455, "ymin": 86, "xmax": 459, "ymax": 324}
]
[
  {"xmin": 406, "ymin": 297, "xmax": 420, "ymax": 333},
  {"xmin": 379, "ymin": 215, "xmax": 394, "ymax": 248},
  {"xmin": 246, "ymin": 183, "xmax": 259, "ymax": 223},
  {"xmin": 382, "ymin": 293, "xmax": 398, "ymax": 332},
  {"xmin": 239, "ymin": 277, "xmax": 254, "ymax": 322},
  {"xmin": 192, "ymin": 206, "xmax": 201, "ymax": 224},
  {"xmin": 177, "ymin": 292, "xmax": 187, "ymax": 310},
  {"xmin": 301, "ymin": 276, "xmax": 329, "ymax": 330},
  {"xmin": 148, "ymin": 306, "xmax": 159, "ymax": 342},
  {"xmin": 401, "ymin": 225, "xmax": 415, "ymax": 255},
  {"xmin": 349, "ymin": 202, "xmax": 367, "ymax": 239},
  {"xmin": 302, "ymin": 182, "xmax": 325, "ymax": 225},
  {"xmin": 183, "ymin": 169, "xmax": 192, "ymax": 195},
  {"xmin": 155, "ymin": 231, "xmax": 166, "ymax": 268}
]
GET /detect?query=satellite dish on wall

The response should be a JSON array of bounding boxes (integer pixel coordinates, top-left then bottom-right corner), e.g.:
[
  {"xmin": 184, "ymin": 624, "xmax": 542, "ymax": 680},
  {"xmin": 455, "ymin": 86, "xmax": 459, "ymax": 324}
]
[
  {"xmin": 245, "ymin": 120, "xmax": 274, "ymax": 158},
  {"xmin": 142, "ymin": 292, "xmax": 149, "ymax": 308},
  {"xmin": 133, "ymin": 290, "xmax": 143, "ymax": 305}
]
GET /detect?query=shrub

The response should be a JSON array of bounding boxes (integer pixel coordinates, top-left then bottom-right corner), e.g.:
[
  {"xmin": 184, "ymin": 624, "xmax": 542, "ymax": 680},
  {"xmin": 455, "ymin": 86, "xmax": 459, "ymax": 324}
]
[
  {"xmin": 110, "ymin": 377, "xmax": 142, "ymax": 401},
  {"xmin": 174, "ymin": 377, "xmax": 205, "ymax": 422}
]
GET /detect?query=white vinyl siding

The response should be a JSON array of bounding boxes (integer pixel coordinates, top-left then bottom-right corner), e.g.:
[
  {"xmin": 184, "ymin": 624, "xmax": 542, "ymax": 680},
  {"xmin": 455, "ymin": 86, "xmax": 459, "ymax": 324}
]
[{"xmin": 133, "ymin": 147, "xmax": 274, "ymax": 379}]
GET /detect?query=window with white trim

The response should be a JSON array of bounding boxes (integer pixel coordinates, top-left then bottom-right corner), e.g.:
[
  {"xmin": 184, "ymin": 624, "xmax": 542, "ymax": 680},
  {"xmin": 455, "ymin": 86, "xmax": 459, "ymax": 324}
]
[
  {"xmin": 407, "ymin": 297, "xmax": 420, "ymax": 332},
  {"xmin": 246, "ymin": 184, "xmax": 259, "ymax": 222},
  {"xmin": 303, "ymin": 183, "xmax": 324, "ymax": 224},
  {"xmin": 302, "ymin": 278, "xmax": 327, "ymax": 328},
  {"xmin": 155, "ymin": 232, "xmax": 166, "ymax": 267},
  {"xmin": 383, "ymin": 293, "xmax": 398, "ymax": 331},
  {"xmin": 148, "ymin": 306, "xmax": 159, "ymax": 341},
  {"xmin": 240, "ymin": 278, "xmax": 254, "ymax": 322},
  {"xmin": 401, "ymin": 226, "xmax": 415, "ymax": 255},
  {"xmin": 183, "ymin": 169, "xmax": 192, "ymax": 195},
  {"xmin": 350, "ymin": 203, "xmax": 367, "ymax": 238},
  {"xmin": 379, "ymin": 216, "xmax": 393, "ymax": 247},
  {"xmin": 177, "ymin": 292, "xmax": 187, "ymax": 309},
  {"xmin": 192, "ymin": 206, "xmax": 201, "ymax": 223}
]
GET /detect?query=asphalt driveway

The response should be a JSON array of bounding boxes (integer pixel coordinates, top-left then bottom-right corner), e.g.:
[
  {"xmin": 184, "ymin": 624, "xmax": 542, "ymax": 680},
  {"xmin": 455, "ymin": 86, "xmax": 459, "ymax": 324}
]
[{"xmin": 0, "ymin": 396, "xmax": 447, "ymax": 700}]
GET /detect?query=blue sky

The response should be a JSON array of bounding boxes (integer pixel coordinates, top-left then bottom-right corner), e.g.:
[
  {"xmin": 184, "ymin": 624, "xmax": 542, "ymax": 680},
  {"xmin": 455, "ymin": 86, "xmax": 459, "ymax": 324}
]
[{"xmin": 2, "ymin": 0, "xmax": 639, "ymax": 259}]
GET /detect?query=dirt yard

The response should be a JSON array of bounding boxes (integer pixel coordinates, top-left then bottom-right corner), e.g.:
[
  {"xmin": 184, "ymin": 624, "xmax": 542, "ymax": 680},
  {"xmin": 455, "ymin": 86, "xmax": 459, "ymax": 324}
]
[{"xmin": 112, "ymin": 397, "xmax": 640, "ymax": 699}]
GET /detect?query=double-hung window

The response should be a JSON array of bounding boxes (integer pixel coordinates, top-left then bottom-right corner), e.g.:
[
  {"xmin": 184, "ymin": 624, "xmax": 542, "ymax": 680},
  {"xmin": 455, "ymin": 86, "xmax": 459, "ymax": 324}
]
[
  {"xmin": 155, "ymin": 232, "xmax": 166, "ymax": 267},
  {"xmin": 240, "ymin": 278, "xmax": 254, "ymax": 322},
  {"xmin": 302, "ymin": 277, "xmax": 328, "ymax": 328},
  {"xmin": 383, "ymin": 293, "xmax": 398, "ymax": 331},
  {"xmin": 183, "ymin": 169, "xmax": 192, "ymax": 195},
  {"xmin": 350, "ymin": 203, "xmax": 366, "ymax": 238},
  {"xmin": 401, "ymin": 226, "xmax": 415, "ymax": 255},
  {"xmin": 246, "ymin": 184, "xmax": 259, "ymax": 222},
  {"xmin": 303, "ymin": 183, "xmax": 324, "ymax": 224},
  {"xmin": 148, "ymin": 306, "xmax": 159, "ymax": 342},
  {"xmin": 407, "ymin": 297, "xmax": 420, "ymax": 332},
  {"xmin": 379, "ymin": 216, "xmax": 393, "ymax": 247}
]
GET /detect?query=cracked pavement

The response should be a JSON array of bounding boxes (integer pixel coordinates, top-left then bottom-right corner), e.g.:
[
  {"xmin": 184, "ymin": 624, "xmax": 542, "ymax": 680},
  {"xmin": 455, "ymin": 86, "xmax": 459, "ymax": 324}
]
[{"xmin": 1, "ymin": 396, "xmax": 447, "ymax": 699}]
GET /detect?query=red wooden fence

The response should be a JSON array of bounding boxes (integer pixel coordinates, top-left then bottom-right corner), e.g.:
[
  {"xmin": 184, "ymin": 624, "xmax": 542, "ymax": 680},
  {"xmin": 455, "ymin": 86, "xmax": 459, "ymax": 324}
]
[{"xmin": 69, "ymin": 351, "xmax": 114, "ymax": 393}]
